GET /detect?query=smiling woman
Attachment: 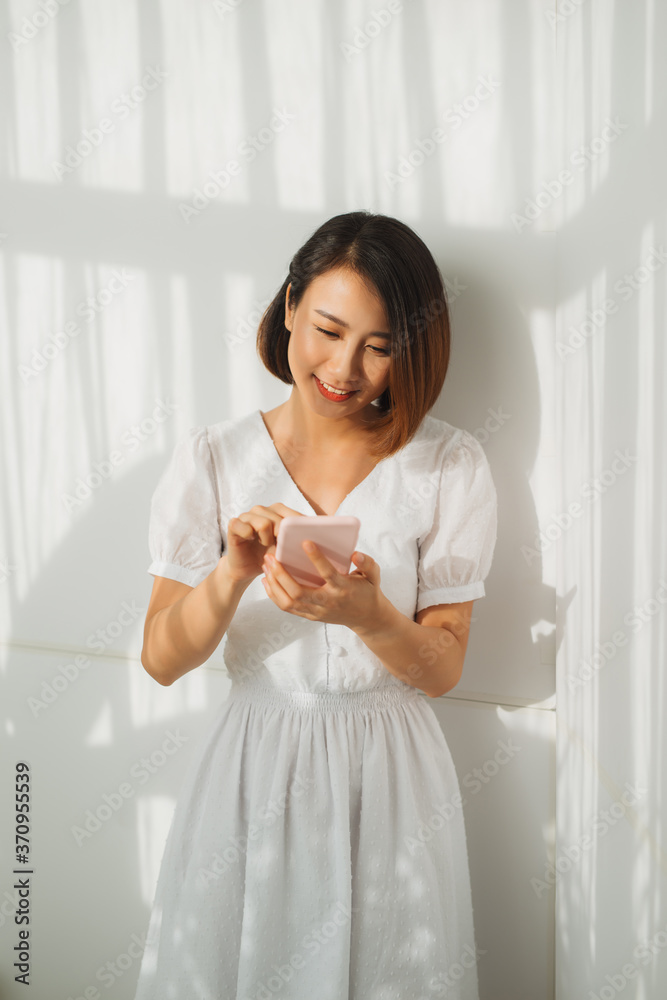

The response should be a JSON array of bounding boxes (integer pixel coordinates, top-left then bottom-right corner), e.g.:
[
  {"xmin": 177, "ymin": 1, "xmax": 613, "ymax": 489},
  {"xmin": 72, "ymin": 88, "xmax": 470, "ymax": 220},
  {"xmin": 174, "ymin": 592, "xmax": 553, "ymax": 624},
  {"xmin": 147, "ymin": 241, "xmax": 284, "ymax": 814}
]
[
  {"xmin": 134, "ymin": 210, "xmax": 497, "ymax": 1000},
  {"xmin": 256, "ymin": 210, "xmax": 451, "ymax": 459}
]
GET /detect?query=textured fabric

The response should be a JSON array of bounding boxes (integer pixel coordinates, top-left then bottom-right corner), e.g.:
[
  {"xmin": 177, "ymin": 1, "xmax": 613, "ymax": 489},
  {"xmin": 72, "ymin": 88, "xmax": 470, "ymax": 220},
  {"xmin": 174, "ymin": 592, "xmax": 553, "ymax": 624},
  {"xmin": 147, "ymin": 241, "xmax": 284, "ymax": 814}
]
[
  {"xmin": 147, "ymin": 425, "xmax": 223, "ymax": 589},
  {"xmin": 134, "ymin": 408, "xmax": 497, "ymax": 1000}
]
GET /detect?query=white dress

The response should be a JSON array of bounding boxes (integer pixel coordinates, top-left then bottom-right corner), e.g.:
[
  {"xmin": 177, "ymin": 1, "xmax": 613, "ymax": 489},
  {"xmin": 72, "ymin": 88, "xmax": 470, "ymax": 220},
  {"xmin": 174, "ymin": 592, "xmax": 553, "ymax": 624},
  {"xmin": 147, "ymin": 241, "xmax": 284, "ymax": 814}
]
[{"xmin": 133, "ymin": 408, "xmax": 497, "ymax": 1000}]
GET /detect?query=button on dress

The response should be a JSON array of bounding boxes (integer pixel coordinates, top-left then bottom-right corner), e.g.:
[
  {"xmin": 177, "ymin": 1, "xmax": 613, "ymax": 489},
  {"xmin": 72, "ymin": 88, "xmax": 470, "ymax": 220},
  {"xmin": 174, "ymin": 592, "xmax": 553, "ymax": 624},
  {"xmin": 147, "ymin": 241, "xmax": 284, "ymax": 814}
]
[{"xmin": 133, "ymin": 408, "xmax": 498, "ymax": 1000}]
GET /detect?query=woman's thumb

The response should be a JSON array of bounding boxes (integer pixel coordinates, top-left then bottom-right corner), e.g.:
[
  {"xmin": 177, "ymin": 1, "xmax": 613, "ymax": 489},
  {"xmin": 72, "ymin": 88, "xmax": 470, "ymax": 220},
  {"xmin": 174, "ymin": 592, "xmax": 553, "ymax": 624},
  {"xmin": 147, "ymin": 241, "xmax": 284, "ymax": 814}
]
[{"xmin": 352, "ymin": 551, "xmax": 373, "ymax": 574}]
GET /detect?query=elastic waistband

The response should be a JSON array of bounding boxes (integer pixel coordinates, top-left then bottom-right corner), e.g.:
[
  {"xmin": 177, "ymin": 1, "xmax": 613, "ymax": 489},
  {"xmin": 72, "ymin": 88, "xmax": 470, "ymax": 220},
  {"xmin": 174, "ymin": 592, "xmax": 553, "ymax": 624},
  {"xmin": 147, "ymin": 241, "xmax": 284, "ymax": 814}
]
[{"xmin": 227, "ymin": 680, "xmax": 422, "ymax": 715}]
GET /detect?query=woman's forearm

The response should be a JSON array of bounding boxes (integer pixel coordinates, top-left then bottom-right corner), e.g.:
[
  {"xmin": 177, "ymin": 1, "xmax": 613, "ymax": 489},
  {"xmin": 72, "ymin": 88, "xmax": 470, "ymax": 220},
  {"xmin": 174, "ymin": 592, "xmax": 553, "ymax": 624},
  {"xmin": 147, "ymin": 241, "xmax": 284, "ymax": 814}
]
[
  {"xmin": 351, "ymin": 597, "xmax": 465, "ymax": 698},
  {"xmin": 142, "ymin": 556, "xmax": 251, "ymax": 686}
]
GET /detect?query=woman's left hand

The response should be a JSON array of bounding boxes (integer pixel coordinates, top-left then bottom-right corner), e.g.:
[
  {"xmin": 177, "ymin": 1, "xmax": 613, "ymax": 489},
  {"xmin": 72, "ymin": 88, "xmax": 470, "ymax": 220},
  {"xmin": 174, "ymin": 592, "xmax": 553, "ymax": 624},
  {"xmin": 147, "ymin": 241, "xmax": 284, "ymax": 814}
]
[{"xmin": 260, "ymin": 543, "xmax": 387, "ymax": 632}]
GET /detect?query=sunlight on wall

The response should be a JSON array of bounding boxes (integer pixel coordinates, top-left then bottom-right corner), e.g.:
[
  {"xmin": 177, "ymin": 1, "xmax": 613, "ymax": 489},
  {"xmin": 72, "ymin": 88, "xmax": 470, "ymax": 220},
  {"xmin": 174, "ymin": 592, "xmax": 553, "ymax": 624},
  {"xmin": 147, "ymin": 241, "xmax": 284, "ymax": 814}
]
[
  {"xmin": 587, "ymin": 3, "xmax": 614, "ymax": 194},
  {"xmin": 263, "ymin": 0, "xmax": 325, "ymax": 210},
  {"xmin": 128, "ymin": 660, "xmax": 211, "ymax": 730},
  {"xmin": 496, "ymin": 702, "xmax": 551, "ymax": 740},
  {"xmin": 8, "ymin": 3, "xmax": 59, "ymax": 182},
  {"xmin": 21, "ymin": 258, "xmax": 166, "ymax": 551},
  {"xmin": 222, "ymin": 272, "xmax": 272, "ymax": 414},
  {"xmin": 11, "ymin": 254, "xmax": 68, "ymax": 597},
  {"xmin": 11, "ymin": 2, "xmax": 667, "ymax": 997},
  {"xmin": 556, "ymin": 273, "xmax": 604, "ymax": 985},
  {"xmin": 77, "ymin": 1, "xmax": 142, "ymax": 191},
  {"xmin": 556, "ymin": 5, "xmax": 667, "ymax": 994},
  {"xmin": 560, "ymin": 16, "xmax": 585, "ymax": 224},
  {"xmin": 86, "ymin": 699, "xmax": 113, "ymax": 746},
  {"xmin": 635, "ymin": 222, "xmax": 656, "ymax": 597},
  {"xmin": 632, "ymin": 219, "xmax": 658, "ymax": 949},
  {"xmin": 167, "ymin": 273, "xmax": 196, "ymax": 410},
  {"xmin": 161, "ymin": 0, "xmax": 245, "ymax": 202},
  {"xmin": 531, "ymin": 0, "xmax": 559, "ymax": 216},
  {"xmin": 531, "ymin": 618, "xmax": 557, "ymax": 655},
  {"xmin": 341, "ymin": 0, "xmax": 511, "ymax": 224},
  {"xmin": 340, "ymin": 5, "xmax": 411, "ymax": 216},
  {"xmin": 644, "ymin": 0, "xmax": 655, "ymax": 124},
  {"xmin": 136, "ymin": 795, "xmax": 177, "ymax": 906},
  {"xmin": 529, "ymin": 306, "xmax": 557, "ymax": 591},
  {"xmin": 426, "ymin": 0, "xmax": 505, "ymax": 227}
]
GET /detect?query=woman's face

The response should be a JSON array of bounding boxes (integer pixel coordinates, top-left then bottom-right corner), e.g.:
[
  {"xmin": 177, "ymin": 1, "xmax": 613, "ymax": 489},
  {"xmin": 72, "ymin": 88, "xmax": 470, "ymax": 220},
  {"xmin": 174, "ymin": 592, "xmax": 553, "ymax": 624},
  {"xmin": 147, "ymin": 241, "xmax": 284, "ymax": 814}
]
[{"xmin": 284, "ymin": 267, "xmax": 392, "ymax": 421}]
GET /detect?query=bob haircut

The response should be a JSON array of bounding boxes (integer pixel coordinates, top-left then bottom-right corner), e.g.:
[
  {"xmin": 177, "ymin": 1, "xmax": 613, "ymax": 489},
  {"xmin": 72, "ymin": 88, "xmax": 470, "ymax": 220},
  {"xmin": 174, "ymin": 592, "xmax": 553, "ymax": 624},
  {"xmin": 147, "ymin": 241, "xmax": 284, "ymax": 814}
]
[{"xmin": 256, "ymin": 210, "xmax": 451, "ymax": 460}]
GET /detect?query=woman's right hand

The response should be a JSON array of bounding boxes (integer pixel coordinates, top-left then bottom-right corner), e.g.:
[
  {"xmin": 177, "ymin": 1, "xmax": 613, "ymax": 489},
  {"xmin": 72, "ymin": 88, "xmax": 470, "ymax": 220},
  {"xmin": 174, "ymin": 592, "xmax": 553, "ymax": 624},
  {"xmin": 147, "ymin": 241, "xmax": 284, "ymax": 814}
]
[{"xmin": 225, "ymin": 503, "xmax": 304, "ymax": 586}]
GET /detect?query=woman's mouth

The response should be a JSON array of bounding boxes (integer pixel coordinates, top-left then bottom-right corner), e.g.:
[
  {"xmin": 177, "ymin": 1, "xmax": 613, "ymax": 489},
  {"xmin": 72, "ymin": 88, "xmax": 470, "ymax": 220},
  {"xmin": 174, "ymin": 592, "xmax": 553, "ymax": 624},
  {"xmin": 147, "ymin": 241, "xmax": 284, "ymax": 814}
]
[{"xmin": 313, "ymin": 374, "xmax": 358, "ymax": 402}]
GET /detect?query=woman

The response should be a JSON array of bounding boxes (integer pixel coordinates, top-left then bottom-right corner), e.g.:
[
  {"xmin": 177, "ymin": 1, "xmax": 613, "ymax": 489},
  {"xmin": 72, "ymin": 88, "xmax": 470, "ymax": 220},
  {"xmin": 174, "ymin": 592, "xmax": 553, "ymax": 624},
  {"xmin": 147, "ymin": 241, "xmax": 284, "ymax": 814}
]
[{"xmin": 134, "ymin": 210, "xmax": 497, "ymax": 999}]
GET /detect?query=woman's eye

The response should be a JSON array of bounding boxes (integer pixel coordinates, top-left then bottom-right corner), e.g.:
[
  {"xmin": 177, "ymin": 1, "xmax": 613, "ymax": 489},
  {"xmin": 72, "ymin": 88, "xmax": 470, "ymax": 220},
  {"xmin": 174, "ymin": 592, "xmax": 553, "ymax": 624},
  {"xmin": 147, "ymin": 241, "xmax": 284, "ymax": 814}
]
[{"xmin": 315, "ymin": 327, "xmax": 390, "ymax": 356}]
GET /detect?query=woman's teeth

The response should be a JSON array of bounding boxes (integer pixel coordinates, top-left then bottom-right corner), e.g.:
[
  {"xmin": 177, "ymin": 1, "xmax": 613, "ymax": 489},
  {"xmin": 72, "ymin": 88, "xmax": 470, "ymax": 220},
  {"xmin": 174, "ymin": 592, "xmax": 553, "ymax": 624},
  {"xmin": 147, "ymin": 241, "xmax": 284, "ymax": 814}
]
[
  {"xmin": 321, "ymin": 380, "xmax": 350, "ymax": 395},
  {"xmin": 313, "ymin": 374, "xmax": 358, "ymax": 399}
]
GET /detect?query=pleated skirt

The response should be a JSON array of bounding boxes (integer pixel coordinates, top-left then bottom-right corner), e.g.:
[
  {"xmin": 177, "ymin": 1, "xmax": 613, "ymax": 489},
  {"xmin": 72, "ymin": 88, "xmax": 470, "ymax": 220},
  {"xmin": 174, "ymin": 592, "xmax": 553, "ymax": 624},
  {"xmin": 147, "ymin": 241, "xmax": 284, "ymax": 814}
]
[{"xmin": 132, "ymin": 679, "xmax": 480, "ymax": 1000}]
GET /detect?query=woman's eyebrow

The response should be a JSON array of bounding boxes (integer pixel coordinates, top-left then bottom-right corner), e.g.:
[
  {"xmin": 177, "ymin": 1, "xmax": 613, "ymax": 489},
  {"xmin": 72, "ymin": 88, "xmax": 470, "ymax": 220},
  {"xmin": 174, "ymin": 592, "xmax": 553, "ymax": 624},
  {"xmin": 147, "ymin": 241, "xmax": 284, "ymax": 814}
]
[{"xmin": 313, "ymin": 308, "xmax": 391, "ymax": 340}]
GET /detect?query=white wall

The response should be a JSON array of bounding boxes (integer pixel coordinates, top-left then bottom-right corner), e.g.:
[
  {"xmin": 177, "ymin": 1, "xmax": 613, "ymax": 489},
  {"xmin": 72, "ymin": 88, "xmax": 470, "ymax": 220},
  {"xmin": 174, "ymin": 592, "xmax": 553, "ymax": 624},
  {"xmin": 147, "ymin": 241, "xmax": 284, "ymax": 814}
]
[
  {"xmin": 555, "ymin": 2, "xmax": 667, "ymax": 998},
  {"xmin": 3, "ymin": 2, "xmax": 660, "ymax": 999}
]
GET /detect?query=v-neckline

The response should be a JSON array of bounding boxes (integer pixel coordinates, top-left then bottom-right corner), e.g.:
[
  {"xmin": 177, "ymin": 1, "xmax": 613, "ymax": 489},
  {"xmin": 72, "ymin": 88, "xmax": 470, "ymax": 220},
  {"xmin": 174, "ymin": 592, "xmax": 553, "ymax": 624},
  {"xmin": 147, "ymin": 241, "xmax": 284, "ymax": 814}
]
[{"xmin": 255, "ymin": 408, "xmax": 389, "ymax": 517}]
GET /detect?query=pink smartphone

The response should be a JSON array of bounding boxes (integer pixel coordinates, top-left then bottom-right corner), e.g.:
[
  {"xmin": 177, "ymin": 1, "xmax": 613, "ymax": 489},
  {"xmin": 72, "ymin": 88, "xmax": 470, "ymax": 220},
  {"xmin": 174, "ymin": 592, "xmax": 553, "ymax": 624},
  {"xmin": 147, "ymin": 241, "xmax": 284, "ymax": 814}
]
[{"xmin": 274, "ymin": 516, "xmax": 361, "ymax": 588}]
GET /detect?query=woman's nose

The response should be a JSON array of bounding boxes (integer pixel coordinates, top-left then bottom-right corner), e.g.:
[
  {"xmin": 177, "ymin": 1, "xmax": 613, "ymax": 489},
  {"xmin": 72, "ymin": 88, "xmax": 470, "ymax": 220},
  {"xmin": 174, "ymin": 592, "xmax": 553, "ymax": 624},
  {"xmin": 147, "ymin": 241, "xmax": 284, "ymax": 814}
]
[{"xmin": 329, "ymin": 344, "xmax": 363, "ymax": 379}]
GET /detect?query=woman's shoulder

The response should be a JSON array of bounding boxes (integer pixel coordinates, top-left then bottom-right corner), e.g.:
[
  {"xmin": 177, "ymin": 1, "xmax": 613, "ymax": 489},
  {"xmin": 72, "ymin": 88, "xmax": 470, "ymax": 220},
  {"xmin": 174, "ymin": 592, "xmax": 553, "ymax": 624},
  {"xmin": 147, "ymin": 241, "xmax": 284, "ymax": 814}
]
[
  {"xmin": 203, "ymin": 409, "xmax": 263, "ymax": 452},
  {"xmin": 408, "ymin": 413, "xmax": 483, "ymax": 469}
]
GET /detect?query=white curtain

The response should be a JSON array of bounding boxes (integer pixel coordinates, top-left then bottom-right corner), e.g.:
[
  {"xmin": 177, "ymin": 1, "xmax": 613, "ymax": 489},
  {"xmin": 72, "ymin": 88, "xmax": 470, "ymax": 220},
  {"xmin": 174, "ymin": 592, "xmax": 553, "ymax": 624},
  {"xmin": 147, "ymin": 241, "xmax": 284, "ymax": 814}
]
[{"xmin": 556, "ymin": 3, "xmax": 667, "ymax": 997}]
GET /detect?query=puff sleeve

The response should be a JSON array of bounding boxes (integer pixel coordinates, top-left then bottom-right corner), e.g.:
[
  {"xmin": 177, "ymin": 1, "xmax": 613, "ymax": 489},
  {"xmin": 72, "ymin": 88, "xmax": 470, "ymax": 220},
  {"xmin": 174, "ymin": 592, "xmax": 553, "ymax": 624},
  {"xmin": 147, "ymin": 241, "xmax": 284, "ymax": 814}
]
[
  {"xmin": 147, "ymin": 426, "xmax": 224, "ymax": 589},
  {"xmin": 416, "ymin": 429, "xmax": 498, "ymax": 612}
]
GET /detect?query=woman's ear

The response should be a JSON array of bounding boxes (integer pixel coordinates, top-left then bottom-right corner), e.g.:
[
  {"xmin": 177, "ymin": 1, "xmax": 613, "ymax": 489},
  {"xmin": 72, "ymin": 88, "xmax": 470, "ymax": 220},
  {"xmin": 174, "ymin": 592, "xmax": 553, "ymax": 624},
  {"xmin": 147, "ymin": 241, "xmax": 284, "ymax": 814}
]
[{"xmin": 284, "ymin": 282, "xmax": 293, "ymax": 332}]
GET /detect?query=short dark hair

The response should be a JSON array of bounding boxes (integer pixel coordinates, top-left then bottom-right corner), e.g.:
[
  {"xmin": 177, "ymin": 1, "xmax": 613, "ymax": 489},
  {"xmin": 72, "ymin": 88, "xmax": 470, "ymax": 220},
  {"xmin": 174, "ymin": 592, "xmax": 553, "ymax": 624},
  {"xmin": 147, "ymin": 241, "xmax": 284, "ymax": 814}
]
[{"xmin": 256, "ymin": 210, "xmax": 451, "ymax": 459}]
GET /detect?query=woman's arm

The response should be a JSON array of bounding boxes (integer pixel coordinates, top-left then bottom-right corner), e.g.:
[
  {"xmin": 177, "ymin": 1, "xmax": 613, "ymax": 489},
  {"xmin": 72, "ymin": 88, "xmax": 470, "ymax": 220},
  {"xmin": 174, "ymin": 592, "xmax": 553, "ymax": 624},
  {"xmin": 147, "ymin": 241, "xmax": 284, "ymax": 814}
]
[
  {"xmin": 351, "ymin": 598, "xmax": 475, "ymax": 698},
  {"xmin": 141, "ymin": 555, "xmax": 251, "ymax": 686}
]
